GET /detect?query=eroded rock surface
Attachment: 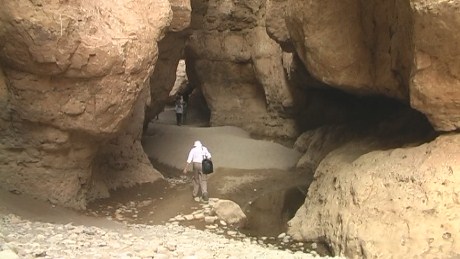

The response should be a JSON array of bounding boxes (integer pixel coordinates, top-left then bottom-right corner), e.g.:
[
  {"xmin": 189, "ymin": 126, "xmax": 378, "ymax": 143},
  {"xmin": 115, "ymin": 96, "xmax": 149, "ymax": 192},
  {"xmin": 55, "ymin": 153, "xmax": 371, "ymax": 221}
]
[
  {"xmin": 186, "ymin": 0, "xmax": 303, "ymax": 139},
  {"xmin": 285, "ymin": 0, "xmax": 460, "ymax": 131},
  {"xmin": 282, "ymin": 2, "xmax": 460, "ymax": 256},
  {"xmin": 410, "ymin": 0, "xmax": 460, "ymax": 131},
  {"xmin": 289, "ymin": 133, "xmax": 460, "ymax": 258},
  {"xmin": 144, "ymin": 0, "xmax": 192, "ymax": 125},
  {"xmin": 286, "ymin": 0, "xmax": 406, "ymax": 98},
  {"xmin": 0, "ymin": 0, "xmax": 174, "ymax": 208},
  {"xmin": 1, "ymin": 1, "xmax": 459, "ymax": 258}
]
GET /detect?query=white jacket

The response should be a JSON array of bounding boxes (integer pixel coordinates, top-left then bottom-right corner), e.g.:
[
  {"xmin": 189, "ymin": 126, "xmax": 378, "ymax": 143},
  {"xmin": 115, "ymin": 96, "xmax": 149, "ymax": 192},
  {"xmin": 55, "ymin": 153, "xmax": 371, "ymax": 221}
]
[{"xmin": 186, "ymin": 146, "xmax": 211, "ymax": 163}]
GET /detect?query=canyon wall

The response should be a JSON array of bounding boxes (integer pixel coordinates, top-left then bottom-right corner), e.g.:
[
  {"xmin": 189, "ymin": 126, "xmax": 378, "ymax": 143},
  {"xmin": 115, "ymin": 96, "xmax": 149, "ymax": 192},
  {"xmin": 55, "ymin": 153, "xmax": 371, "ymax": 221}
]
[
  {"xmin": 185, "ymin": 0, "xmax": 304, "ymax": 139},
  {"xmin": 410, "ymin": 0, "xmax": 460, "ymax": 131},
  {"xmin": 284, "ymin": 0, "xmax": 460, "ymax": 257},
  {"xmin": 290, "ymin": 128, "xmax": 459, "ymax": 258},
  {"xmin": 284, "ymin": 0, "xmax": 460, "ymax": 131},
  {"xmin": 0, "ymin": 0, "xmax": 177, "ymax": 208},
  {"xmin": 145, "ymin": 0, "xmax": 192, "ymax": 125},
  {"xmin": 1, "ymin": 0, "xmax": 459, "ymax": 257}
]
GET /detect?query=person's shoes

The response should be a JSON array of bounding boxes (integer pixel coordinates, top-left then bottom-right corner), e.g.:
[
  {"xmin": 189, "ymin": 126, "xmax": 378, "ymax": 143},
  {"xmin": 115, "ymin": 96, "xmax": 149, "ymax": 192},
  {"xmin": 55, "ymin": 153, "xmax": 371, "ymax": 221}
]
[
  {"xmin": 193, "ymin": 196, "xmax": 200, "ymax": 202},
  {"xmin": 202, "ymin": 192, "xmax": 209, "ymax": 202}
]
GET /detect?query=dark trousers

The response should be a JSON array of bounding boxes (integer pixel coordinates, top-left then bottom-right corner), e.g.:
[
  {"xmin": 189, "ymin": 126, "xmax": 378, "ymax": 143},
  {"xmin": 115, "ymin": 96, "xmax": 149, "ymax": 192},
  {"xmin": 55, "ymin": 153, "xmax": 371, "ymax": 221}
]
[{"xmin": 176, "ymin": 113, "xmax": 182, "ymax": 125}]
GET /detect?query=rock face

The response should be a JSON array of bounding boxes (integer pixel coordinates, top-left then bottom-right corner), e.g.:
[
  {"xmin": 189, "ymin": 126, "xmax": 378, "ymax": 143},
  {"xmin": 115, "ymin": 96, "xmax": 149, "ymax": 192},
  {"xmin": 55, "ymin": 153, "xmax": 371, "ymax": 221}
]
[
  {"xmin": 185, "ymin": 0, "xmax": 303, "ymax": 139},
  {"xmin": 294, "ymin": 125, "xmax": 355, "ymax": 172},
  {"xmin": 410, "ymin": 0, "xmax": 460, "ymax": 131},
  {"xmin": 0, "ymin": 0, "xmax": 175, "ymax": 208},
  {"xmin": 288, "ymin": 133, "xmax": 460, "ymax": 258},
  {"xmin": 145, "ymin": 32, "xmax": 189, "ymax": 126},
  {"xmin": 285, "ymin": 0, "xmax": 409, "ymax": 99},
  {"xmin": 145, "ymin": 0, "xmax": 192, "ymax": 125},
  {"xmin": 1, "ymin": 0, "xmax": 459, "ymax": 258},
  {"xmin": 282, "ymin": 1, "xmax": 460, "ymax": 257},
  {"xmin": 284, "ymin": 0, "xmax": 460, "ymax": 131}
]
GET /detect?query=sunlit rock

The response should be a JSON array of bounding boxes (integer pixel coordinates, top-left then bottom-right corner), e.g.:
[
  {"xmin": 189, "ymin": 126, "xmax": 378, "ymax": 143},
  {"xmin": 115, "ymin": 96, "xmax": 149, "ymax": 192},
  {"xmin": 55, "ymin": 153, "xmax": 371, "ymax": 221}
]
[{"xmin": 289, "ymin": 133, "xmax": 460, "ymax": 258}]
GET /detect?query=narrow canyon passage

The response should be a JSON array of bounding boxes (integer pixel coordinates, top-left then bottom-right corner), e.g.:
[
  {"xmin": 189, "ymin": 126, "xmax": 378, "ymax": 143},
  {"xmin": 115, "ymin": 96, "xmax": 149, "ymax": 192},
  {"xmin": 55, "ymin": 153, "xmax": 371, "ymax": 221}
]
[
  {"xmin": 1, "ymin": 0, "xmax": 459, "ymax": 258},
  {"xmin": 86, "ymin": 106, "xmax": 330, "ymax": 255}
]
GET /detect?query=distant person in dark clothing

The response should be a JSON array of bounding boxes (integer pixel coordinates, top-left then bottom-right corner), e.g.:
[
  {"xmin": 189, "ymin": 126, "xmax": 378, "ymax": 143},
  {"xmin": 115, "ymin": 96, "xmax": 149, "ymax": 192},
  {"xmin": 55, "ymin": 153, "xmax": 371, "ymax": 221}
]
[
  {"xmin": 175, "ymin": 96, "xmax": 184, "ymax": 126},
  {"xmin": 182, "ymin": 97, "xmax": 188, "ymax": 124}
]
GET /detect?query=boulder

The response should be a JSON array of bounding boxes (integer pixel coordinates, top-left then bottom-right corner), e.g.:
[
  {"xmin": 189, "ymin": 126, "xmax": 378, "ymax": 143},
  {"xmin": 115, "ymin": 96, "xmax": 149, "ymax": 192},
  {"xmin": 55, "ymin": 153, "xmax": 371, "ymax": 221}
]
[
  {"xmin": 212, "ymin": 199, "xmax": 247, "ymax": 228},
  {"xmin": 288, "ymin": 133, "xmax": 460, "ymax": 258}
]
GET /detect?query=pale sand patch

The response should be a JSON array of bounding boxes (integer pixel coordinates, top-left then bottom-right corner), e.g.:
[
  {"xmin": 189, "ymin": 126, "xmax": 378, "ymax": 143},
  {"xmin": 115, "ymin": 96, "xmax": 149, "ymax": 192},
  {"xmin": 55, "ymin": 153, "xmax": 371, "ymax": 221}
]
[{"xmin": 143, "ymin": 123, "xmax": 301, "ymax": 171}]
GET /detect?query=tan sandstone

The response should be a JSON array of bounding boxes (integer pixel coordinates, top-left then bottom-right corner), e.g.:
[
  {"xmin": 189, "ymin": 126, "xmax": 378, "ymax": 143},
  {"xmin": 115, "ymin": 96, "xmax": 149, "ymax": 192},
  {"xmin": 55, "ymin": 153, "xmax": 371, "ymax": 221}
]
[
  {"xmin": 185, "ymin": 0, "xmax": 303, "ymax": 139},
  {"xmin": 0, "ymin": 0, "xmax": 176, "ymax": 208},
  {"xmin": 289, "ymin": 133, "xmax": 460, "ymax": 258},
  {"xmin": 410, "ymin": 0, "xmax": 460, "ymax": 131},
  {"xmin": 285, "ymin": 0, "xmax": 460, "ymax": 131}
]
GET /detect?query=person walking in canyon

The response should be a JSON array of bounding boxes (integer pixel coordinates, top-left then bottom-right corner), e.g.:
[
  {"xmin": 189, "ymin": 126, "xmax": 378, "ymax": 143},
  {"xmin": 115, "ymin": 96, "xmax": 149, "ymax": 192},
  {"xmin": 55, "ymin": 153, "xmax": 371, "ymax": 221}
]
[
  {"xmin": 175, "ymin": 95, "xmax": 184, "ymax": 126},
  {"xmin": 183, "ymin": 140, "xmax": 212, "ymax": 202},
  {"xmin": 181, "ymin": 94, "xmax": 189, "ymax": 124}
]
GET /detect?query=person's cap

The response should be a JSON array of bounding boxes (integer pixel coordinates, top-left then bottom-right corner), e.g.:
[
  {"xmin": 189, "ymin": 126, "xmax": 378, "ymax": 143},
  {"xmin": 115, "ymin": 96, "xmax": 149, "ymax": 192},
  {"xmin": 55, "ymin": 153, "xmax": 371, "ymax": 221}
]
[{"xmin": 193, "ymin": 140, "xmax": 202, "ymax": 147}]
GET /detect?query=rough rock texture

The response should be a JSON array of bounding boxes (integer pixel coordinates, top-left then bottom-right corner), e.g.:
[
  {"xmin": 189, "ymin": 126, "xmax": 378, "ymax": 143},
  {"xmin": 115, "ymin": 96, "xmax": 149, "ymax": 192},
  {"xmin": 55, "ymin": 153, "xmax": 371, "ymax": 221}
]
[
  {"xmin": 144, "ymin": 0, "xmax": 192, "ymax": 126},
  {"xmin": 410, "ymin": 0, "xmax": 460, "ymax": 131},
  {"xmin": 0, "ymin": 0, "xmax": 175, "ymax": 208},
  {"xmin": 284, "ymin": 0, "xmax": 460, "ymax": 131},
  {"xmin": 212, "ymin": 199, "xmax": 247, "ymax": 228},
  {"xmin": 169, "ymin": 59, "xmax": 188, "ymax": 98},
  {"xmin": 285, "ymin": 0, "xmax": 410, "ymax": 99},
  {"xmin": 265, "ymin": 0, "xmax": 291, "ymax": 50},
  {"xmin": 169, "ymin": 0, "xmax": 192, "ymax": 32},
  {"xmin": 186, "ymin": 0, "xmax": 303, "ymax": 139},
  {"xmin": 1, "ymin": 2, "xmax": 459, "ymax": 259},
  {"xmin": 288, "ymin": 133, "xmax": 460, "ymax": 258},
  {"xmin": 144, "ymin": 31, "xmax": 190, "ymax": 126},
  {"xmin": 90, "ymin": 87, "xmax": 162, "ymax": 201},
  {"xmin": 279, "ymin": 1, "xmax": 460, "ymax": 256},
  {"xmin": 294, "ymin": 125, "xmax": 355, "ymax": 172}
]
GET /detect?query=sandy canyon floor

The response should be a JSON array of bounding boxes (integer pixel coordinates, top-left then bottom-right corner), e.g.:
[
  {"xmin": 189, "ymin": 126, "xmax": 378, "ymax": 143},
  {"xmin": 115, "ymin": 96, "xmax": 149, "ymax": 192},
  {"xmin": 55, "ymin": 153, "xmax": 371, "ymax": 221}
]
[{"xmin": 0, "ymin": 107, "xmax": 332, "ymax": 257}]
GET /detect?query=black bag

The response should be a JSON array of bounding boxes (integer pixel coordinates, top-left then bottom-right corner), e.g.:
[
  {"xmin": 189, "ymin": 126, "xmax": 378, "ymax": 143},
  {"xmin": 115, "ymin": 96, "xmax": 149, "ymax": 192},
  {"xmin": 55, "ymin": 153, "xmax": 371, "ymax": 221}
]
[{"xmin": 202, "ymin": 158, "xmax": 214, "ymax": 174}]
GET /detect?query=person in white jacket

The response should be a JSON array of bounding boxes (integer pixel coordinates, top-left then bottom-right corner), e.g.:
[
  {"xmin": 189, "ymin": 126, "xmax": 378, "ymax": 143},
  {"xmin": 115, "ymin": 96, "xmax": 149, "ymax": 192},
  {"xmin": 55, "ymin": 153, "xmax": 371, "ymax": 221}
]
[{"xmin": 183, "ymin": 140, "xmax": 212, "ymax": 202}]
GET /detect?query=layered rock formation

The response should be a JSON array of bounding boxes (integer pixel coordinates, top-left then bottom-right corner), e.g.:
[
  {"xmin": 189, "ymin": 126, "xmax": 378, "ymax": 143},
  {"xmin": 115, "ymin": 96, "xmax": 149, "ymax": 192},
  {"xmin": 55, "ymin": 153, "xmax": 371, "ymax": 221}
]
[
  {"xmin": 185, "ymin": 0, "xmax": 303, "ymax": 139},
  {"xmin": 283, "ymin": 0, "xmax": 460, "ymax": 257},
  {"xmin": 284, "ymin": 0, "xmax": 460, "ymax": 131},
  {"xmin": 0, "ymin": 0, "xmax": 178, "ymax": 208},
  {"xmin": 182, "ymin": 2, "xmax": 460, "ymax": 257},
  {"xmin": 1, "ymin": 0, "xmax": 459, "ymax": 257},
  {"xmin": 285, "ymin": 0, "xmax": 411, "ymax": 99},
  {"xmin": 289, "ymin": 131, "xmax": 459, "ymax": 258},
  {"xmin": 145, "ymin": 0, "xmax": 192, "ymax": 126},
  {"xmin": 410, "ymin": 0, "xmax": 460, "ymax": 131}
]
